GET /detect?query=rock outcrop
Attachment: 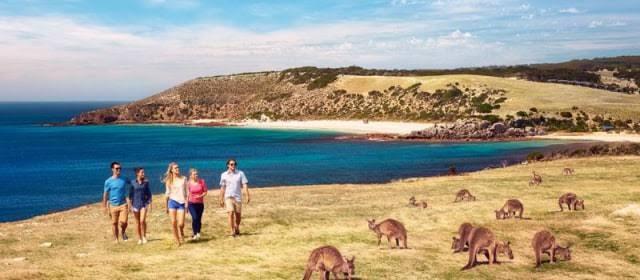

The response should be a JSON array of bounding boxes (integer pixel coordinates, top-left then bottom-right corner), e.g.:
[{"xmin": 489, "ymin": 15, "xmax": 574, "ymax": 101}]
[{"xmin": 406, "ymin": 119, "xmax": 546, "ymax": 140}]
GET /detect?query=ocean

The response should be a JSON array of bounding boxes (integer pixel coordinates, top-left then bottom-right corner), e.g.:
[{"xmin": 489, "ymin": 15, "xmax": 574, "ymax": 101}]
[{"xmin": 0, "ymin": 102, "xmax": 572, "ymax": 222}]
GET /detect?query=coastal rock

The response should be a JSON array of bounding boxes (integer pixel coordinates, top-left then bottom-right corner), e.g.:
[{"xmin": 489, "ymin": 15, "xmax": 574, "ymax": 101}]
[{"xmin": 406, "ymin": 119, "xmax": 536, "ymax": 141}]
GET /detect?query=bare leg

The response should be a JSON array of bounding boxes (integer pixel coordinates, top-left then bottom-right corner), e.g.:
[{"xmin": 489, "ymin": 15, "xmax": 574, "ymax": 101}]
[
  {"xmin": 133, "ymin": 211, "xmax": 142, "ymax": 241},
  {"xmin": 169, "ymin": 209, "xmax": 181, "ymax": 245},
  {"xmin": 140, "ymin": 207, "xmax": 148, "ymax": 239},
  {"xmin": 235, "ymin": 212, "xmax": 242, "ymax": 234},
  {"xmin": 228, "ymin": 212, "xmax": 236, "ymax": 235},
  {"xmin": 177, "ymin": 209, "xmax": 185, "ymax": 242}
]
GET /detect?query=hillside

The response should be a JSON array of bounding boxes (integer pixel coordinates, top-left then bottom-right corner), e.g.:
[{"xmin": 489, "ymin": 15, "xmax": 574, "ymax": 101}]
[
  {"xmin": 2, "ymin": 156, "xmax": 640, "ymax": 279},
  {"xmin": 70, "ymin": 69, "xmax": 640, "ymax": 134}
]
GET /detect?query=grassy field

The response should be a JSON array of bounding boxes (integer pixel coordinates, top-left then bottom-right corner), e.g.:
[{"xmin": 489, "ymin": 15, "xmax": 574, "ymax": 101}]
[
  {"xmin": 335, "ymin": 75, "xmax": 640, "ymax": 122},
  {"xmin": 2, "ymin": 156, "xmax": 640, "ymax": 279}
]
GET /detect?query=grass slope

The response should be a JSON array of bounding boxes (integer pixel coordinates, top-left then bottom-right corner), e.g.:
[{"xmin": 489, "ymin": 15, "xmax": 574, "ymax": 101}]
[
  {"xmin": 335, "ymin": 74, "xmax": 640, "ymax": 121},
  {"xmin": 2, "ymin": 156, "xmax": 640, "ymax": 279}
]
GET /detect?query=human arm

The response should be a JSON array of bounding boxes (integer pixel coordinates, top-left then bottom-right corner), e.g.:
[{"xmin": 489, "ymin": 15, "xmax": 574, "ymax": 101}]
[
  {"xmin": 241, "ymin": 172, "xmax": 250, "ymax": 204},
  {"xmin": 164, "ymin": 182, "xmax": 170, "ymax": 214},
  {"xmin": 199, "ymin": 179, "xmax": 208, "ymax": 199},
  {"xmin": 219, "ymin": 175, "xmax": 225, "ymax": 207},
  {"xmin": 145, "ymin": 181, "xmax": 152, "ymax": 213},
  {"xmin": 243, "ymin": 183, "xmax": 250, "ymax": 204},
  {"xmin": 127, "ymin": 183, "xmax": 133, "ymax": 211},
  {"xmin": 102, "ymin": 180, "xmax": 110, "ymax": 216}
]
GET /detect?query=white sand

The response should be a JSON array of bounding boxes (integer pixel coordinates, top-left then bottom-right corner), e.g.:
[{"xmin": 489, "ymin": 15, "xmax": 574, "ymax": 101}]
[
  {"xmin": 535, "ymin": 132, "xmax": 640, "ymax": 143},
  {"xmin": 231, "ymin": 120, "xmax": 433, "ymax": 135}
]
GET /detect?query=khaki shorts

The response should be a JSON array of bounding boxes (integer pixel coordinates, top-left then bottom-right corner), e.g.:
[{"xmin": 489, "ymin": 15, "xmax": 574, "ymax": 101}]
[
  {"xmin": 110, "ymin": 203, "xmax": 129, "ymax": 224},
  {"xmin": 224, "ymin": 198, "xmax": 242, "ymax": 213}
]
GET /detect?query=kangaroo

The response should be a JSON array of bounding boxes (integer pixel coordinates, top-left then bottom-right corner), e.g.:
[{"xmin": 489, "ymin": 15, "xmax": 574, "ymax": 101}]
[
  {"xmin": 367, "ymin": 219, "xmax": 408, "ymax": 249},
  {"xmin": 558, "ymin": 192, "xmax": 577, "ymax": 211},
  {"xmin": 529, "ymin": 171, "xmax": 543, "ymax": 186},
  {"xmin": 302, "ymin": 246, "xmax": 355, "ymax": 280},
  {"xmin": 408, "ymin": 196, "xmax": 428, "ymax": 208},
  {"xmin": 554, "ymin": 245, "xmax": 572, "ymax": 262},
  {"xmin": 497, "ymin": 199, "xmax": 524, "ymax": 219},
  {"xmin": 531, "ymin": 230, "xmax": 571, "ymax": 267},
  {"xmin": 454, "ymin": 189, "xmax": 476, "ymax": 202},
  {"xmin": 562, "ymin": 167, "xmax": 575, "ymax": 175},
  {"xmin": 495, "ymin": 209, "xmax": 509, "ymax": 220},
  {"xmin": 452, "ymin": 223, "xmax": 473, "ymax": 253},
  {"xmin": 462, "ymin": 227, "xmax": 513, "ymax": 270},
  {"xmin": 573, "ymin": 199, "xmax": 585, "ymax": 210}
]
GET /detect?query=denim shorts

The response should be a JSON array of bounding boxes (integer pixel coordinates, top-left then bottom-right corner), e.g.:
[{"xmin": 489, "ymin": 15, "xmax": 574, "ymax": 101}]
[{"xmin": 168, "ymin": 199, "xmax": 185, "ymax": 210}]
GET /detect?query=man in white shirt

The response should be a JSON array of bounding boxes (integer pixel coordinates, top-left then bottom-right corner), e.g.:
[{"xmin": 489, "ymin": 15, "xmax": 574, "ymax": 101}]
[{"xmin": 219, "ymin": 158, "xmax": 250, "ymax": 237}]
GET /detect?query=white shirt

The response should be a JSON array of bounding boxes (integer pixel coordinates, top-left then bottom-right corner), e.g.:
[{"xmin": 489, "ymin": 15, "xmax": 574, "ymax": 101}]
[
  {"xmin": 165, "ymin": 176, "xmax": 187, "ymax": 204},
  {"xmin": 220, "ymin": 170, "xmax": 248, "ymax": 202}
]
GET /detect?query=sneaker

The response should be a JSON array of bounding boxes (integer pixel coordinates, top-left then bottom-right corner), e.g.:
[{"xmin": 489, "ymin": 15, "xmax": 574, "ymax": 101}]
[
  {"xmin": 138, "ymin": 240, "xmax": 143, "ymax": 245},
  {"xmin": 142, "ymin": 237, "xmax": 148, "ymax": 244},
  {"xmin": 196, "ymin": 233, "xmax": 201, "ymax": 240},
  {"xmin": 122, "ymin": 232, "xmax": 128, "ymax": 241},
  {"xmin": 192, "ymin": 235, "xmax": 197, "ymax": 241}
]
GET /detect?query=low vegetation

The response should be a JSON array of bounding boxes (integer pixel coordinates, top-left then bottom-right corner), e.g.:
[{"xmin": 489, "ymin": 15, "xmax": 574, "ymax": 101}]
[{"xmin": 2, "ymin": 156, "xmax": 640, "ymax": 279}]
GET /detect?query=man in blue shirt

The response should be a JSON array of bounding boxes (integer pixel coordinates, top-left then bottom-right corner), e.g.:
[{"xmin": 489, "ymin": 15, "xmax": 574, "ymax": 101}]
[{"xmin": 102, "ymin": 161, "xmax": 130, "ymax": 243}]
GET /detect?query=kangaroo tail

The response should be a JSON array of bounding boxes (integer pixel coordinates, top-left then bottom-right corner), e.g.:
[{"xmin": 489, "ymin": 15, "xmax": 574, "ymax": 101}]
[{"xmin": 302, "ymin": 268, "xmax": 312, "ymax": 280}]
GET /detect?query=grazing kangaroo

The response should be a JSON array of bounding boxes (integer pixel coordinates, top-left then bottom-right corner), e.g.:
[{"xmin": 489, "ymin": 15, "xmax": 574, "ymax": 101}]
[
  {"xmin": 302, "ymin": 246, "xmax": 355, "ymax": 280},
  {"xmin": 408, "ymin": 196, "xmax": 428, "ymax": 208},
  {"xmin": 452, "ymin": 223, "xmax": 473, "ymax": 253},
  {"xmin": 495, "ymin": 209, "xmax": 509, "ymax": 220},
  {"xmin": 531, "ymin": 230, "xmax": 571, "ymax": 268},
  {"xmin": 367, "ymin": 219, "xmax": 408, "ymax": 249},
  {"xmin": 462, "ymin": 227, "xmax": 513, "ymax": 270},
  {"xmin": 558, "ymin": 193, "xmax": 585, "ymax": 211},
  {"xmin": 496, "ymin": 199, "xmax": 524, "ymax": 219},
  {"xmin": 454, "ymin": 189, "xmax": 476, "ymax": 202},
  {"xmin": 529, "ymin": 171, "xmax": 543, "ymax": 186},
  {"xmin": 562, "ymin": 167, "xmax": 575, "ymax": 175}
]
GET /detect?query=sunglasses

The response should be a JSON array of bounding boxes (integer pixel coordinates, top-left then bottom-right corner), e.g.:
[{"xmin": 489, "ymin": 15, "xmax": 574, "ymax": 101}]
[
  {"xmin": 114, "ymin": 167, "xmax": 121, "ymax": 170},
  {"xmin": 228, "ymin": 163, "xmax": 236, "ymax": 166}
]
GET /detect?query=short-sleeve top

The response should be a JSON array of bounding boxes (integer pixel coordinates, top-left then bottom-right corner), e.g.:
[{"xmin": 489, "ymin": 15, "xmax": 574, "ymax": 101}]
[{"xmin": 220, "ymin": 170, "xmax": 248, "ymax": 202}]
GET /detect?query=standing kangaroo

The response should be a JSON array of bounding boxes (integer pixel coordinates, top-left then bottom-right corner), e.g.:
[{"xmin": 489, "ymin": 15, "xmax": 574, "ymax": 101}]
[
  {"xmin": 461, "ymin": 227, "xmax": 513, "ymax": 270},
  {"xmin": 529, "ymin": 171, "xmax": 543, "ymax": 186},
  {"xmin": 496, "ymin": 199, "xmax": 524, "ymax": 219},
  {"xmin": 452, "ymin": 222, "xmax": 473, "ymax": 253},
  {"xmin": 302, "ymin": 246, "xmax": 355, "ymax": 280},
  {"xmin": 531, "ymin": 230, "xmax": 572, "ymax": 268},
  {"xmin": 367, "ymin": 219, "xmax": 408, "ymax": 249},
  {"xmin": 454, "ymin": 189, "xmax": 476, "ymax": 202},
  {"xmin": 562, "ymin": 168, "xmax": 575, "ymax": 175}
]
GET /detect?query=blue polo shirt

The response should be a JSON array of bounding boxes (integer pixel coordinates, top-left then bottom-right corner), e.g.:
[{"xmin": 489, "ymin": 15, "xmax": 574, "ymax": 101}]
[{"xmin": 104, "ymin": 176, "xmax": 129, "ymax": 206}]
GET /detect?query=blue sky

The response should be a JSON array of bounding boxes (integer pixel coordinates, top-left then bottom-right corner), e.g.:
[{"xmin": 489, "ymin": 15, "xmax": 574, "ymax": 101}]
[{"xmin": 1, "ymin": 0, "xmax": 639, "ymax": 101}]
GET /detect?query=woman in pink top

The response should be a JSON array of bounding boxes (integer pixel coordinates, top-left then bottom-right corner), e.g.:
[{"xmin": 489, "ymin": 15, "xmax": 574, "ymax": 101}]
[{"xmin": 187, "ymin": 168, "xmax": 208, "ymax": 240}]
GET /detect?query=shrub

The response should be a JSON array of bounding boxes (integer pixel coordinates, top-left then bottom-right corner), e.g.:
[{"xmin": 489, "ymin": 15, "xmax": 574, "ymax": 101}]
[
  {"xmin": 529, "ymin": 107, "xmax": 538, "ymax": 113},
  {"xmin": 527, "ymin": 151, "xmax": 544, "ymax": 162},
  {"xmin": 560, "ymin": 112, "xmax": 573, "ymax": 118},
  {"xmin": 475, "ymin": 103, "xmax": 494, "ymax": 113},
  {"xmin": 516, "ymin": 111, "xmax": 528, "ymax": 117}
]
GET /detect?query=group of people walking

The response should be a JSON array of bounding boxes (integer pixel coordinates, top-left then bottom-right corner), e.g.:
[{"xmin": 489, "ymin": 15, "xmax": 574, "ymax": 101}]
[{"xmin": 102, "ymin": 159, "xmax": 250, "ymax": 246}]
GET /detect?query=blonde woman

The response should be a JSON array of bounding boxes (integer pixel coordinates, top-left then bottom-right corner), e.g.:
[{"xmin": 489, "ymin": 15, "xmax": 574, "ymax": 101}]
[
  {"xmin": 163, "ymin": 162, "xmax": 188, "ymax": 246},
  {"xmin": 187, "ymin": 168, "xmax": 208, "ymax": 240}
]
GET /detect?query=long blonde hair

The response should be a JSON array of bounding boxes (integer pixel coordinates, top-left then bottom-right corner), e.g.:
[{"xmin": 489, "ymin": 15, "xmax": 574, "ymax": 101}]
[{"xmin": 162, "ymin": 162, "xmax": 180, "ymax": 187}]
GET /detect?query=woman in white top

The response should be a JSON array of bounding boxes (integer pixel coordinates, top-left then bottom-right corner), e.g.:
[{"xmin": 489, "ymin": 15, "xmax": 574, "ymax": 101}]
[{"xmin": 163, "ymin": 162, "xmax": 188, "ymax": 246}]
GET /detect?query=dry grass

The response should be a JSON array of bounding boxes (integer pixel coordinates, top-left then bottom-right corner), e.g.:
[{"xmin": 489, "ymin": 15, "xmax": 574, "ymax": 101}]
[
  {"xmin": 335, "ymin": 74, "xmax": 640, "ymax": 121},
  {"xmin": 2, "ymin": 156, "xmax": 640, "ymax": 279}
]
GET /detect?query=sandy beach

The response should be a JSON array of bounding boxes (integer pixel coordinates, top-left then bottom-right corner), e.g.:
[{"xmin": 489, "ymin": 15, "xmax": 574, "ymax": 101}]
[
  {"xmin": 226, "ymin": 120, "xmax": 433, "ymax": 135},
  {"xmin": 535, "ymin": 132, "xmax": 640, "ymax": 143}
]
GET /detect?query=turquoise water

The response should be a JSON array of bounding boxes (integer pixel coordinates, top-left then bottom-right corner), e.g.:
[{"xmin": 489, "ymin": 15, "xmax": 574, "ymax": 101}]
[{"xmin": 0, "ymin": 102, "xmax": 570, "ymax": 222}]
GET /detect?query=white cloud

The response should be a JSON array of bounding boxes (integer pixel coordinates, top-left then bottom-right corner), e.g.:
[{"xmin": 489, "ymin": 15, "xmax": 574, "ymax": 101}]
[
  {"xmin": 142, "ymin": 0, "xmax": 200, "ymax": 9},
  {"xmin": 588, "ymin": 20, "xmax": 602, "ymax": 28},
  {"xmin": 559, "ymin": 7, "xmax": 581, "ymax": 14}
]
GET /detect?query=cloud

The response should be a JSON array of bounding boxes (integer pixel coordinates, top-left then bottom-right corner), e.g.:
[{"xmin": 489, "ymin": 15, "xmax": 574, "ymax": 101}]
[
  {"xmin": 142, "ymin": 0, "xmax": 200, "ymax": 9},
  {"xmin": 559, "ymin": 7, "xmax": 581, "ymax": 14},
  {"xmin": 588, "ymin": 20, "xmax": 603, "ymax": 28}
]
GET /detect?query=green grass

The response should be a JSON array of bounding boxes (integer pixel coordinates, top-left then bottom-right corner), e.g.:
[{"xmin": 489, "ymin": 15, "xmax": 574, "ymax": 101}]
[{"xmin": 1, "ymin": 156, "xmax": 640, "ymax": 279}]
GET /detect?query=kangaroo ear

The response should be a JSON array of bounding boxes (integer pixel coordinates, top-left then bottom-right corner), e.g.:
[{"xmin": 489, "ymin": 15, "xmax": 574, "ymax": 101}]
[
  {"xmin": 506, "ymin": 241, "xmax": 511, "ymax": 246},
  {"xmin": 351, "ymin": 256, "xmax": 356, "ymax": 262}
]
